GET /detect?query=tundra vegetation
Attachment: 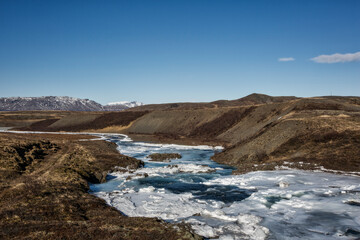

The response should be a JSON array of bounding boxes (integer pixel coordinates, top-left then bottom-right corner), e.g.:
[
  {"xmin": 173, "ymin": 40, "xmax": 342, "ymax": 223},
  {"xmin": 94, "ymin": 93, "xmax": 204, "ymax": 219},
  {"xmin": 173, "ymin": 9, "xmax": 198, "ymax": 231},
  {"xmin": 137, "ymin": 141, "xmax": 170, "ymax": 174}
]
[{"xmin": 1, "ymin": 94, "xmax": 360, "ymax": 238}]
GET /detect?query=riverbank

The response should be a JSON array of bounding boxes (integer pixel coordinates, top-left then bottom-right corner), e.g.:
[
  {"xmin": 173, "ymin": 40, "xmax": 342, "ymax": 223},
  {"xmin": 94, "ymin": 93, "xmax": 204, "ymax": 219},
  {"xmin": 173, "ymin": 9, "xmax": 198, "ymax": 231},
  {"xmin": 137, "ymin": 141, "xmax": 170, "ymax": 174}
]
[
  {"xmin": 0, "ymin": 132, "xmax": 201, "ymax": 240},
  {"xmin": 126, "ymin": 131, "xmax": 360, "ymax": 176},
  {"xmin": 91, "ymin": 134, "xmax": 360, "ymax": 239},
  {"xmin": 1, "ymin": 95, "xmax": 360, "ymax": 175}
]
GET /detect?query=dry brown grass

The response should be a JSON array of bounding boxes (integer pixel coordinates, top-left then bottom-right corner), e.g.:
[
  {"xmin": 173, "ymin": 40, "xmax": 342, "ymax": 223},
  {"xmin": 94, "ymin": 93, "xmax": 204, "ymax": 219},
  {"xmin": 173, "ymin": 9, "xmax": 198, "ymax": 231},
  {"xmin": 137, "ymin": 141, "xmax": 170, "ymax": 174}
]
[{"xmin": 0, "ymin": 132, "xmax": 201, "ymax": 240}]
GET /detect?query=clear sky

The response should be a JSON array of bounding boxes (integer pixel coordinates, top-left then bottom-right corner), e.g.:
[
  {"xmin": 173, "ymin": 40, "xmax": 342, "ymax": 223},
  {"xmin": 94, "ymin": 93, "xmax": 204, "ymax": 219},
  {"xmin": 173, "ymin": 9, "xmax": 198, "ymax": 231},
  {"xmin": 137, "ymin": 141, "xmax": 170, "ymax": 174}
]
[{"xmin": 0, "ymin": 0, "xmax": 359, "ymax": 104}]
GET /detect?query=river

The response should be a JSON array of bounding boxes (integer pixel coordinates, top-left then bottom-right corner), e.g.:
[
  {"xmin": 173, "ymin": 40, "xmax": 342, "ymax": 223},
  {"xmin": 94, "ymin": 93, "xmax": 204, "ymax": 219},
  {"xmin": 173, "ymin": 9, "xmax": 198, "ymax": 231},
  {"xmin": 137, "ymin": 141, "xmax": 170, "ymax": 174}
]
[
  {"xmin": 90, "ymin": 134, "xmax": 360, "ymax": 240},
  {"xmin": 1, "ymin": 130, "xmax": 359, "ymax": 239}
]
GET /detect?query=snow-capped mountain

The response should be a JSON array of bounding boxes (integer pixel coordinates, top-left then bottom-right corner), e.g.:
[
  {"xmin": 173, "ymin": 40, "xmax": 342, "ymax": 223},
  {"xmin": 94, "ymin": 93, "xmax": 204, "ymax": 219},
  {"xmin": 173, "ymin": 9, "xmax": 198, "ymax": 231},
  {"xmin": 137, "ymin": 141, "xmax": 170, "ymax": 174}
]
[
  {"xmin": 0, "ymin": 96, "xmax": 104, "ymax": 111},
  {"xmin": 104, "ymin": 101, "xmax": 144, "ymax": 111},
  {"xmin": 0, "ymin": 97, "xmax": 143, "ymax": 111},
  {"xmin": 106, "ymin": 101, "xmax": 143, "ymax": 108}
]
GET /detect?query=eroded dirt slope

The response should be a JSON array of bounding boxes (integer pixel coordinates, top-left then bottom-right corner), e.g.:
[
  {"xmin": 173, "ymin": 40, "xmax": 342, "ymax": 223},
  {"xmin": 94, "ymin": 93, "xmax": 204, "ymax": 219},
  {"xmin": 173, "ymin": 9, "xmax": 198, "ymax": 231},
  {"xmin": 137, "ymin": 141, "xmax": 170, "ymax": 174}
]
[{"xmin": 126, "ymin": 97, "xmax": 360, "ymax": 174}]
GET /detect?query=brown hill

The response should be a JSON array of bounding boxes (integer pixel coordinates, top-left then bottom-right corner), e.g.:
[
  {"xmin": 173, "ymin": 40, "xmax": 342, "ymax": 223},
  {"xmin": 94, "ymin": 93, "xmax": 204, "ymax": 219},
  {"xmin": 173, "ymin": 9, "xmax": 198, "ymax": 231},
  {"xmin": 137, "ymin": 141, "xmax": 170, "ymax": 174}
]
[
  {"xmin": 1, "ymin": 94, "xmax": 359, "ymax": 175},
  {"xmin": 211, "ymin": 93, "xmax": 298, "ymax": 107},
  {"xmin": 129, "ymin": 93, "xmax": 298, "ymax": 111},
  {"xmin": 125, "ymin": 96, "xmax": 360, "ymax": 174},
  {"xmin": 16, "ymin": 111, "xmax": 149, "ymax": 132}
]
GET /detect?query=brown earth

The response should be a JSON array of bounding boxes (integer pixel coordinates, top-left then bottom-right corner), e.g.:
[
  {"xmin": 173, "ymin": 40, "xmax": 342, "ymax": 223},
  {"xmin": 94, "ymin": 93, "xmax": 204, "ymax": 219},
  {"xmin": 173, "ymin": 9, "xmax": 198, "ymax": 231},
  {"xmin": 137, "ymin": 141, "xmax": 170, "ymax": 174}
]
[
  {"xmin": 127, "ymin": 93, "xmax": 298, "ymax": 111},
  {"xmin": 1, "ymin": 93, "xmax": 360, "ymax": 175},
  {"xmin": 125, "ymin": 96, "xmax": 360, "ymax": 174},
  {"xmin": 1, "ymin": 93, "xmax": 360, "ymax": 238},
  {"xmin": 14, "ymin": 111, "xmax": 149, "ymax": 132},
  {"xmin": 148, "ymin": 153, "xmax": 182, "ymax": 162},
  {"xmin": 0, "ymin": 132, "xmax": 201, "ymax": 240},
  {"xmin": 0, "ymin": 111, "xmax": 74, "ymax": 128}
]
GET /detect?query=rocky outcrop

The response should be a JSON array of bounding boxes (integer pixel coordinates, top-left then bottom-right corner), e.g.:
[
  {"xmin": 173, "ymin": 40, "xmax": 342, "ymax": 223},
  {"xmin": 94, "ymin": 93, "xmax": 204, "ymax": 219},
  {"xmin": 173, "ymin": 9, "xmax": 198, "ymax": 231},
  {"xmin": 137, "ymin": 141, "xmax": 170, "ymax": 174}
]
[{"xmin": 148, "ymin": 153, "xmax": 182, "ymax": 162}]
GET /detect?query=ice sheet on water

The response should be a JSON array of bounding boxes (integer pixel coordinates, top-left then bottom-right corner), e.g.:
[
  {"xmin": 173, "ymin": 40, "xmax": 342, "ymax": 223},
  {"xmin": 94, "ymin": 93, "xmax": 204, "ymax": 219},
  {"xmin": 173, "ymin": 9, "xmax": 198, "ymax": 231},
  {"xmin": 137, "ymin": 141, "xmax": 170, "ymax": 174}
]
[
  {"xmin": 94, "ymin": 168, "xmax": 360, "ymax": 239},
  {"xmin": 111, "ymin": 164, "xmax": 216, "ymax": 179},
  {"xmin": 129, "ymin": 141, "xmax": 224, "ymax": 150},
  {"xmin": 114, "ymin": 142, "xmax": 223, "ymax": 158},
  {"xmin": 5, "ymin": 131, "xmax": 360, "ymax": 239},
  {"xmin": 86, "ymin": 134, "xmax": 360, "ymax": 239},
  {"xmin": 204, "ymin": 170, "xmax": 360, "ymax": 239},
  {"xmin": 94, "ymin": 185, "xmax": 267, "ymax": 239}
]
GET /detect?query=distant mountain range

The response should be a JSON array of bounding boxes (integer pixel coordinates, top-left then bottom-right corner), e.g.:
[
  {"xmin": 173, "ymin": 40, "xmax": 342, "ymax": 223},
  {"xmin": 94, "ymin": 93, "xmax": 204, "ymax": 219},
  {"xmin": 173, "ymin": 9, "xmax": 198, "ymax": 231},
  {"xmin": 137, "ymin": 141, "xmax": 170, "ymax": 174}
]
[
  {"xmin": 104, "ymin": 101, "xmax": 144, "ymax": 111},
  {"xmin": 0, "ymin": 96, "xmax": 143, "ymax": 111},
  {"xmin": 0, "ymin": 94, "xmax": 298, "ymax": 111}
]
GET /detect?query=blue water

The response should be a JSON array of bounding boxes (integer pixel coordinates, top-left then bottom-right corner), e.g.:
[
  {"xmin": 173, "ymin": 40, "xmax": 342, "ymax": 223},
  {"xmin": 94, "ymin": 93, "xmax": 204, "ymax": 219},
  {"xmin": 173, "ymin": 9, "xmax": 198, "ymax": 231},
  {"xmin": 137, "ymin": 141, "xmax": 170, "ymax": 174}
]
[
  {"xmin": 90, "ymin": 135, "xmax": 247, "ymax": 204},
  {"xmin": 90, "ymin": 134, "xmax": 360, "ymax": 240}
]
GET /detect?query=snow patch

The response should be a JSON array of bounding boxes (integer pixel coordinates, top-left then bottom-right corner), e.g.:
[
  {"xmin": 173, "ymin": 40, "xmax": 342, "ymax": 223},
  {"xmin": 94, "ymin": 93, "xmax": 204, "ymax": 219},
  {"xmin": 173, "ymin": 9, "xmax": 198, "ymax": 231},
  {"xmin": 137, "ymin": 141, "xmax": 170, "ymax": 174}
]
[{"xmin": 106, "ymin": 101, "xmax": 143, "ymax": 108}]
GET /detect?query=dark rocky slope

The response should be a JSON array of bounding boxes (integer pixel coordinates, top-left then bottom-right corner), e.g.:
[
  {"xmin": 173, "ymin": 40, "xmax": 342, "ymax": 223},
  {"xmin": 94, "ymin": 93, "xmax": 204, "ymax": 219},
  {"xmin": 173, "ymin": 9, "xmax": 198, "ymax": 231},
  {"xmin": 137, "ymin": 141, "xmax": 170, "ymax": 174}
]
[
  {"xmin": 126, "ymin": 96, "xmax": 360, "ymax": 174},
  {"xmin": 1, "ymin": 94, "xmax": 360, "ymax": 175},
  {"xmin": 17, "ymin": 111, "xmax": 149, "ymax": 132}
]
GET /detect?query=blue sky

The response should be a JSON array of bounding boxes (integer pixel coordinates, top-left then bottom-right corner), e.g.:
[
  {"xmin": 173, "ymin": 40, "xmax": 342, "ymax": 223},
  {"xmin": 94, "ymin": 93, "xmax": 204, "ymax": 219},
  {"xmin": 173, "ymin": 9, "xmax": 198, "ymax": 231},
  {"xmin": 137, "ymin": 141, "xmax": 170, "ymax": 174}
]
[{"xmin": 0, "ymin": 0, "xmax": 359, "ymax": 104}]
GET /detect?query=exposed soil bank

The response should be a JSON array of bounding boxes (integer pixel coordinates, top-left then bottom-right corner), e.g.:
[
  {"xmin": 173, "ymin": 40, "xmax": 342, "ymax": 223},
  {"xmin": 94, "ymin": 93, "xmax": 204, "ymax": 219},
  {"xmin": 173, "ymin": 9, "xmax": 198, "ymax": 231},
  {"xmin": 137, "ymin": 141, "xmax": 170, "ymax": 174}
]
[
  {"xmin": 0, "ymin": 132, "xmax": 201, "ymax": 240},
  {"xmin": 148, "ymin": 153, "xmax": 182, "ymax": 162}
]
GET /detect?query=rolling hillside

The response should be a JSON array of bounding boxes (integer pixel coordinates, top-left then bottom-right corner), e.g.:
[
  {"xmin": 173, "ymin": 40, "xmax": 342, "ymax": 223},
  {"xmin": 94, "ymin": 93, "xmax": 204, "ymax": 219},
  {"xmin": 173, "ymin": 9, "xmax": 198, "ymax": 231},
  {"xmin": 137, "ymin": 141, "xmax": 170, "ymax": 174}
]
[{"xmin": 1, "ymin": 94, "xmax": 359, "ymax": 174}]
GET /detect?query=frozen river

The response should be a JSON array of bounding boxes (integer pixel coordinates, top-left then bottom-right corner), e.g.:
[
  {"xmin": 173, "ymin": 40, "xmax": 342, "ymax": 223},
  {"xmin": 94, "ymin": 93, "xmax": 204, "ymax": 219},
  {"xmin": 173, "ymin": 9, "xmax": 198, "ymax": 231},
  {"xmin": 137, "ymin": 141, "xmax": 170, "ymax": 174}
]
[{"xmin": 66, "ymin": 133, "xmax": 360, "ymax": 239}]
